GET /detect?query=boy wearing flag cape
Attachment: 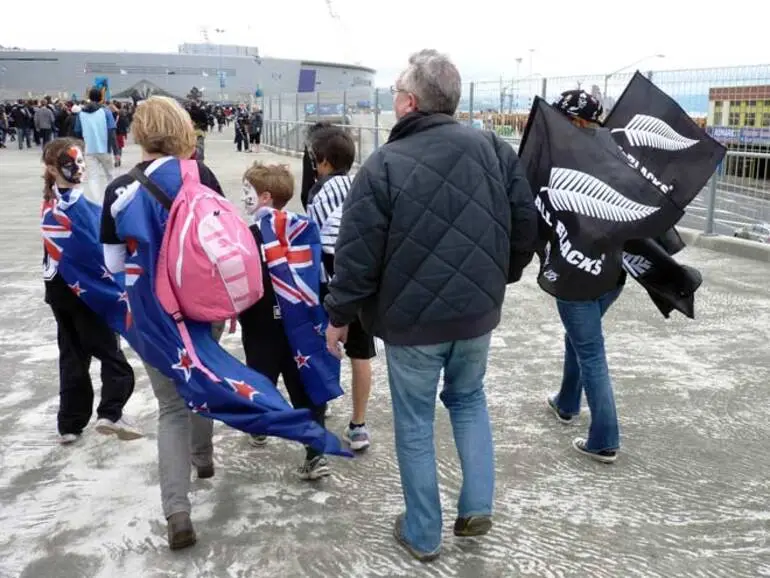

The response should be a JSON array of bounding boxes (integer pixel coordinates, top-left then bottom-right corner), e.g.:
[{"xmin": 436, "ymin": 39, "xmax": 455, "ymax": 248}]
[{"xmin": 239, "ymin": 162, "xmax": 342, "ymax": 480}]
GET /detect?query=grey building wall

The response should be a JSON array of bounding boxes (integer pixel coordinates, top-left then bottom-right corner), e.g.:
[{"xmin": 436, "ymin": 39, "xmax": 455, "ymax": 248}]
[{"xmin": 0, "ymin": 50, "xmax": 375, "ymax": 106}]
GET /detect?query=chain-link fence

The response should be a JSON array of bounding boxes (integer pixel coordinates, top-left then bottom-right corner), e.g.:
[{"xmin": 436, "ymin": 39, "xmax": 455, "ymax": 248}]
[{"xmin": 261, "ymin": 64, "xmax": 770, "ymax": 238}]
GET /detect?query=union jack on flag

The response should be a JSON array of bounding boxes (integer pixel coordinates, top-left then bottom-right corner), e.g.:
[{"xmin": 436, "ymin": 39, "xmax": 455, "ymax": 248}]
[
  {"xmin": 261, "ymin": 210, "xmax": 318, "ymax": 306},
  {"xmin": 257, "ymin": 208, "xmax": 343, "ymax": 407},
  {"xmin": 41, "ymin": 198, "xmax": 73, "ymax": 278}
]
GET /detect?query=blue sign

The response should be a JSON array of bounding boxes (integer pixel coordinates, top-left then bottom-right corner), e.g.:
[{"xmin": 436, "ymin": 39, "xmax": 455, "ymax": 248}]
[
  {"xmin": 218, "ymin": 71, "xmax": 227, "ymax": 89},
  {"xmin": 707, "ymin": 126, "xmax": 770, "ymax": 146}
]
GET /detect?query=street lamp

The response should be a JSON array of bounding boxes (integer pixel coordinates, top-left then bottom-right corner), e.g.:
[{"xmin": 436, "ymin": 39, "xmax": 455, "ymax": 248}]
[
  {"xmin": 604, "ymin": 54, "xmax": 665, "ymax": 99},
  {"xmin": 215, "ymin": 28, "xmax": 226, "ymax": 103}
]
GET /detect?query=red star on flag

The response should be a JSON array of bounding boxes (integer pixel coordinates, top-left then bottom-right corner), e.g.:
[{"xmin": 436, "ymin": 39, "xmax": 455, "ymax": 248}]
[
  {"xmin": 225, "ymin": 378, "xmax": 260, "ymax": 402},
  {"xmin": 313, "ymin": 323, "xmax": 324, "ymax": 336},
  {"xmin": 68, "ymin": 281, "xmax": 86, "ymax": 297},
  {"xmin": 172, "ymin": 349, "xmax": 194, "ymax": 382},
  {"xmin": 101, "ymin": 266, "xmax": 115, "ymax": 282},
  {"xmin": 294, "ymin": 350, "xmax": 311, "ymax": 369},
  {"xmin": 126, "ymin": 237, "xmax": 139, "ymax": 257}
]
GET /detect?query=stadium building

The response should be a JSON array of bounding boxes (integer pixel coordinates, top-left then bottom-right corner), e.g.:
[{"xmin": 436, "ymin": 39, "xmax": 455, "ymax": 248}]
[{"xmin": 0, "ymin": 43, "xmax": 375, "ymax": 106}]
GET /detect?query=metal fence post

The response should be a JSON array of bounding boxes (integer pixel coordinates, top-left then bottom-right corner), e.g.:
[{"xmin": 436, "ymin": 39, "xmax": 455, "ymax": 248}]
[
  {"xmin": 468, "ymin": 82, "xmax": 475, "ymax": 127},
  {"xmin": 541, "ymin": 77, "xmax": 548, "ymax": 98},
  {"xmin": 295, "ymin": 93, "xmax": 300, "ymax": 151},
  {"xmin": 704, "ymin": 169, "xmax": 720, "ymax": 236},
  {"xmin": 343, "ymin": 90, "xmax": 348, "ymax": 119},
  {"xmin": 357, "ymin": 126, "xmax": 363, "ymax": 165},
  {"xmin": 278, "ymin": 94, "xmax": 282, "ymax": 121},
  {"xmin": 373, "ymin": 88, "xmax": 380, "ymax": 150}
]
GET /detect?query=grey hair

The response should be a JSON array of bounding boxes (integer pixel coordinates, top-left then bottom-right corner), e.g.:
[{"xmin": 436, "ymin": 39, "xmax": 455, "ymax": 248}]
[{"xmin": 399, "ymin": 49, "xmax": 462, "ymax": 115}]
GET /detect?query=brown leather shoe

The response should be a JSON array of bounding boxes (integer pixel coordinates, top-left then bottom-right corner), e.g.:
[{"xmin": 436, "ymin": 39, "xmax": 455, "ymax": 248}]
[{"xmin": 167, "ymin": 512, "xmax": 197, "ymax": 550}]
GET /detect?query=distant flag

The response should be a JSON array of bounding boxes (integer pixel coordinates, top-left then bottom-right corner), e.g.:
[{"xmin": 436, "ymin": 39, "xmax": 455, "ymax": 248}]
[
  {"xmin": 202, "ymin": 71, "xmax": 209, "ymax": 77},
  {"xmin": 120, "ymin": 69, "xmax": 128, "ymax": 75}
]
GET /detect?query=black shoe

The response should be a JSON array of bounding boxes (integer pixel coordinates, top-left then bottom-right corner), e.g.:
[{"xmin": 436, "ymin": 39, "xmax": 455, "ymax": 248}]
[
  {"xmin": 572, "ymin": 438, "xmax": 618, "ymax": 464},
  {"xmin": 547, "ymin": 396, "xmax": 577, "ymax": 424},
  {"xmin": 454, "ymin": 515, "xmax": 493, "ymax": 537},
  {"xmin": 196, "ymin": 464, "xmax": 215, "ymax": 479},
  {"xmin": 167, "ymin": 512, "xmax": 197, "ymax": 550},
  {"xmin": 249, "ymin": 434, "xmax": 268, "ymax": 447}
]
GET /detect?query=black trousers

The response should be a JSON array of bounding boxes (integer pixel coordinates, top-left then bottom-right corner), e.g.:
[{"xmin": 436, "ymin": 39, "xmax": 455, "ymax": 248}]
[
  {"xmin": 51, "ymin": 300, "xmax": 135, "ymax": 435},
  {"xmin": 244, "ymin": 331, "xmax": 326, "ymax": 459},
  {"xmin": 40, "ymin": 129, "xmax": 52, "ymax": 146}
]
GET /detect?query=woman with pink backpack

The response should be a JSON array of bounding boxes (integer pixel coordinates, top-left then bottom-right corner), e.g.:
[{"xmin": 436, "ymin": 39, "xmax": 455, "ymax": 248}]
[
  {"xmin": 100, "ymin": 97, "xmax": 228, "ymax": 549},
  {"xmin": 99, "ymin": 96, "xmax": 345, "ymax": 550}
]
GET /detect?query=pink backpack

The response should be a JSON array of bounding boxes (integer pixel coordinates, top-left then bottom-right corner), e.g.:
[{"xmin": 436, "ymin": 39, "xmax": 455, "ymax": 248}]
[{"xmin": 131, "ymin": 160, "xmax": 263, "ymax": 380}]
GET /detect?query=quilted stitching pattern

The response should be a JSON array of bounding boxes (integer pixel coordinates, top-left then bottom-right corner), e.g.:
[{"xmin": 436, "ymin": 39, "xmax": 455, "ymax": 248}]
[{"xmin": 333, "ymin": 122, "xmax": 514, "ymax": 335}]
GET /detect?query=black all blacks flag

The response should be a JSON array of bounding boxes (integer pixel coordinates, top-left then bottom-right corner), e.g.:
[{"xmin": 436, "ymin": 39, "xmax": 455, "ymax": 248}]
[
  {"xmin": 519, "ymin": 98, "xmax": 687, "ymax": 301},
  {"xmin": 604, "ymin": 71, "xmax": 727, "ymax": 207},
  {"xmin": 605, "ymin": 72, "xmax": 724, "ymax": 318}
]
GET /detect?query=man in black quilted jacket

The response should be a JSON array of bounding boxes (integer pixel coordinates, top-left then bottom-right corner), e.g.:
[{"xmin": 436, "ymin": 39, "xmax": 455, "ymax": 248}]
[{"xmin": 324, "ymin": 49, "xmax": 537, "ymax": 562}]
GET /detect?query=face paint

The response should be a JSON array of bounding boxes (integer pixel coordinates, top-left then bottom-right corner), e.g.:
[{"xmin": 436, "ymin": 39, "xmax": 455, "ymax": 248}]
[
  {"xmin": 57, "ymin": 146, "xmax": 86, "ymax": 184},
  {"xmin": 242, "ymin": 181, "xmax": 259, "ymax": 214}
]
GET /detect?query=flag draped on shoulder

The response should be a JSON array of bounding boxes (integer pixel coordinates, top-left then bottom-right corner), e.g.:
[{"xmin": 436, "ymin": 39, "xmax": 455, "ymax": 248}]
[
  {"xmin": 258, "ymin": 208, "xmax": 342, "ymax": 406},
  {"xmin": 46, "ymin": 159, "xmax": 347, "ymax": 456},
  {"xmin": 518, "ymin": 97, "xmax": 684, "ymax": 301}
]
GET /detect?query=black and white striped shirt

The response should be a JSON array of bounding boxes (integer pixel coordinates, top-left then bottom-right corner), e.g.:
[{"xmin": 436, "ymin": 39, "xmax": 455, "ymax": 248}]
[{"xmin": 307, "ymin": 174, "xmax": 352, "ymax": 255}]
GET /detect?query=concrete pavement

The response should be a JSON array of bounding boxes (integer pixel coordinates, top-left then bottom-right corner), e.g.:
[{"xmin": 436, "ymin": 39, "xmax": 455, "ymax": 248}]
[{"xmin": 1, "ymin": 130, "xmax": 770, "ymax": 578}]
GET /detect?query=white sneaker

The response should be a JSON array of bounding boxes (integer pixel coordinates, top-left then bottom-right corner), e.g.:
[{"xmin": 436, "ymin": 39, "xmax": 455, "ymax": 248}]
[
  {"xmin": 95, "ymin": 416, "xmax": 144, "ymax": 441},
  {"xmin": 59, "ymin": 433, "xmax": 81, "ymax": 445},
  {"xmin": 343, "ymin": 425, "xmax": 371, "ymax": 451}
]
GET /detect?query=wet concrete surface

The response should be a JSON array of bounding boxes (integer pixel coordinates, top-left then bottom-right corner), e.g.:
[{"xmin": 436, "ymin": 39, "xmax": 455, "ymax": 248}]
[{"xmin": 1, "ymin": 130, "xmax": 770, "ymax": 578}]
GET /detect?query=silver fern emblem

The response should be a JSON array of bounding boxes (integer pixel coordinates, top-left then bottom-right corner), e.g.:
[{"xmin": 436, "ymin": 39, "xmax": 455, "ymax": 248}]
[
  {"xmin": 611, "ymin": 114, "xmax": 699, "ymax": 151},
  {"xmin": 622, "ymin": 252, "xmax": 653, "ymax": 278},
  {"xmin": 542, "ymin": 168, "xmax": 660, "ymax": 222}
]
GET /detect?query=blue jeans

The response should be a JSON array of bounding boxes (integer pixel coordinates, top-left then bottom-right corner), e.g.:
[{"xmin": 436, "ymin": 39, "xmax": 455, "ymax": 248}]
[
  {"xmin": 17, "ymin": 127, "xmax": 31, "ymax": 149},
  {"xmin": 385, "ymin": 333, "xmax": 495, "ymax": 554},
  {"xmin": 554, "ymin": 287, "xmax": 623, "ymax": 452}
]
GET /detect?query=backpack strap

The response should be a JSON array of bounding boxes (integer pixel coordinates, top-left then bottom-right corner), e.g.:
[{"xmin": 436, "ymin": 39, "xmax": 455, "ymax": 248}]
[
  {"xmin": 129, "ymin": 166, "xmax": 172, "ymax": 210},
  {"xmin": 179, "ymin": 159, "xmax": 201, "ymax": 183}
]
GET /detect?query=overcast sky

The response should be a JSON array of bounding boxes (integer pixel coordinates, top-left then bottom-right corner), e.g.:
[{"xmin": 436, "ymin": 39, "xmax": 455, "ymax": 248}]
[{"xmin": 3, "ymin": 0, "xmax": 769, "ymax": 86}]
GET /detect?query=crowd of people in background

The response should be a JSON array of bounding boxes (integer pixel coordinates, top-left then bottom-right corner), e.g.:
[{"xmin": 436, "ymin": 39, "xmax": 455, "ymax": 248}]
[{"xmin": 0, "ymin": 97, "xmax": 264, "ymax": 158}]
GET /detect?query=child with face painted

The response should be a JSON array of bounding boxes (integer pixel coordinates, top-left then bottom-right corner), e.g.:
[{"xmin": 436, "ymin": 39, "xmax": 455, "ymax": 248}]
[
  {"xmin": 238, "ymin": 162, "xmax": 331, "ymax": 481},
  {"xmin": 41, "ymin": 138, "xmax": 141, "ymax": 445}
]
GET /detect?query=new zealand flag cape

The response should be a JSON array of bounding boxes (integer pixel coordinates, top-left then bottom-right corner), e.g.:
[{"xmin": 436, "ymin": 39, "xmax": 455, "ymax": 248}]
[
  {"xmin": 43, "ymin": 162, "xmax": 346, "ymax": 456},
  {"xmin": 518, "ymin": 98, "xmax": 687, "ymax": 301},
  {"xmin": 256, "ymin": 207, "xmax": 343, "ymax": 406}
]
